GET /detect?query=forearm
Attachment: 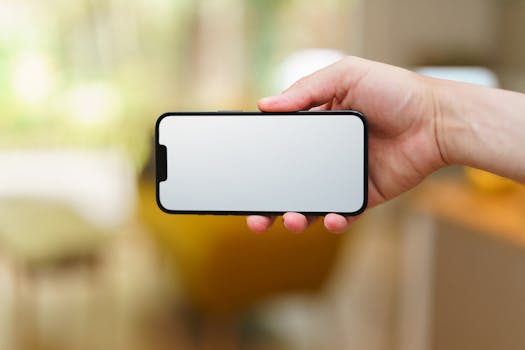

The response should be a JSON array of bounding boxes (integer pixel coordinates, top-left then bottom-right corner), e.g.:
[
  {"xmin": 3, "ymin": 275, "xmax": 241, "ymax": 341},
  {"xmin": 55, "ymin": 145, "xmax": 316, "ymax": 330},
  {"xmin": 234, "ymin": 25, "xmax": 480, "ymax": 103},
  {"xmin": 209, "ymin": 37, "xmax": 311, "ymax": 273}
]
[{"xmin": 434, "ymin": 78, "xmax": 525, "ymax": 183}]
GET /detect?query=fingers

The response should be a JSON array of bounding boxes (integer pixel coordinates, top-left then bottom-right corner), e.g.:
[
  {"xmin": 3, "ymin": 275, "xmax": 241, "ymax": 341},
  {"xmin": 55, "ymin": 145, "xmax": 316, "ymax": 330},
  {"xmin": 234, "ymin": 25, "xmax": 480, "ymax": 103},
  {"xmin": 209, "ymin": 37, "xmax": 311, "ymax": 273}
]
[
  {"xmin": 258, "ymin": 58, "xmax": 350, "ymax": 112},
  {"xmin": 282, "ymin": 212, "xmax": 318, "ymax": 233},
  {"xmin": 247, "ymin": 213, "xmax": 317, "ymax": 233},
  {"xmin": 246, "ymin": 215, "xmax": 276, "ymax": 233},
  {"xmin": 309, "ymin": 101, "xmax": 332, "ymax": 111},
  {"xmin": 247, "ymin": 212, "xmax": 358, "ymax": 234},
  {"xmin": 323, "ymin": 213, "xmax": 359, "ymax": 233}
]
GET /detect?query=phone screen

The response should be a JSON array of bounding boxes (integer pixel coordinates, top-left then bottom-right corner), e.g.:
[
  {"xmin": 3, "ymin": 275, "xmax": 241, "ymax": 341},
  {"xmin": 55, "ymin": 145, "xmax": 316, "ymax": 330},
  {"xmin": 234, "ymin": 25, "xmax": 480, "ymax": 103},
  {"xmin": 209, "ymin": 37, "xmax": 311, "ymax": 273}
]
[{"xmin": 156, "ymin": 112, "xmax": 367, "ymax": 215}]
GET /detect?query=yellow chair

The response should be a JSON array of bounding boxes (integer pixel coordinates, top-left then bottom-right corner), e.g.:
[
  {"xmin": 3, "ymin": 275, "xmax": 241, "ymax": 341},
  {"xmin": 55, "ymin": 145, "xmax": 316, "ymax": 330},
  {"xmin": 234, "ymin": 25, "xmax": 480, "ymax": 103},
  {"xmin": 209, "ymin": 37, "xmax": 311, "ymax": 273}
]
[{"xmin": 138, "ymin": 181, "xmax": 346, "ymax": 314}]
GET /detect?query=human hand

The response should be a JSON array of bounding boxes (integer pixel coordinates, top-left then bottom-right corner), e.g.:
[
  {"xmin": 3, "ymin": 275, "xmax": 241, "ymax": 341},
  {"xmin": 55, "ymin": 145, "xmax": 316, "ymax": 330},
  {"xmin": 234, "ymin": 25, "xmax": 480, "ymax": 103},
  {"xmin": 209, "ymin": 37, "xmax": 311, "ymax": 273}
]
[{"xmin": 247, "ymin": 56, "xmax": 447, "ymax": 233}]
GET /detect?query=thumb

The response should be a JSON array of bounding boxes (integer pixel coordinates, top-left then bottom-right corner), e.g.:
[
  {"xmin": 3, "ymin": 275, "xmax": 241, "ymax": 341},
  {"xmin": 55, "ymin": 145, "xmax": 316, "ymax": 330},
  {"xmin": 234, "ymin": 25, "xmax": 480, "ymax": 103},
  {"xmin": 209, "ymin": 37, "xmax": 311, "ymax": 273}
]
[{"xmin": 257, "ymin": 56, "xmax": 366, "ymax": 112}]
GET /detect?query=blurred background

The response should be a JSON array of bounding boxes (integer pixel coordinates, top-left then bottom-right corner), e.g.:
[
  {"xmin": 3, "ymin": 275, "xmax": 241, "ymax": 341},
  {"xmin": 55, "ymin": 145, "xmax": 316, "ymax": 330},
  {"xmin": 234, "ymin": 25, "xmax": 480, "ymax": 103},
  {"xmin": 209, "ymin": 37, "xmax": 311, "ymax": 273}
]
[{"xmin": 1, "ymin": 0, "xmax": 525, "ymax": 349}]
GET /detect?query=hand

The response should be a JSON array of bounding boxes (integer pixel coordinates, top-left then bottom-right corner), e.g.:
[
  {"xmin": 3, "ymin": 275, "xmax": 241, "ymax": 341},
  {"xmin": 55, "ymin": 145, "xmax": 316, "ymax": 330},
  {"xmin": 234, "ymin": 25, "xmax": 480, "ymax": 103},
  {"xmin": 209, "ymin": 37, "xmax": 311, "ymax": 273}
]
[{"xmin": 247, "ymin": 56, "xmax": 447, "ymax": 233}]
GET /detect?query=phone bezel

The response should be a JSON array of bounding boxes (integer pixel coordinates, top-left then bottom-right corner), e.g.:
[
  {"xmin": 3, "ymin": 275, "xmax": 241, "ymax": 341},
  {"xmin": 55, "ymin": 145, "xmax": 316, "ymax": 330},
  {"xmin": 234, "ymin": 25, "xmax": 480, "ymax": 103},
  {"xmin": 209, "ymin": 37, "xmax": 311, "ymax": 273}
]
[{"xmin": 155, "ymin": 111, "xmax": 368, "ymax": 216}]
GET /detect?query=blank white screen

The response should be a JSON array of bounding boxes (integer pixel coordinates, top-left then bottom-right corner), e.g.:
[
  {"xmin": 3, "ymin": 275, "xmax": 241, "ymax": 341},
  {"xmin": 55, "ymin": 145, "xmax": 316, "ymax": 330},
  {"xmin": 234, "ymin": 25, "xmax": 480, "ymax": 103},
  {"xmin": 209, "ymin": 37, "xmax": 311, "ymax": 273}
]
[{"xmin": 158, "ymin": 114, "xmax": 365, "ymax": 214}]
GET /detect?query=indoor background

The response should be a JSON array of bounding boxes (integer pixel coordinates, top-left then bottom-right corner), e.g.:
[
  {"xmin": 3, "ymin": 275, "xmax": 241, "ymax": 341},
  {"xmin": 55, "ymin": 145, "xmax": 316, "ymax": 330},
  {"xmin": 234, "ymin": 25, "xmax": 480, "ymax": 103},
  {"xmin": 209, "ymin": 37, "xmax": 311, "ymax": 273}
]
[{"xmin": 1, "ymin": 0, "xmax": 525, "ymax": 349}]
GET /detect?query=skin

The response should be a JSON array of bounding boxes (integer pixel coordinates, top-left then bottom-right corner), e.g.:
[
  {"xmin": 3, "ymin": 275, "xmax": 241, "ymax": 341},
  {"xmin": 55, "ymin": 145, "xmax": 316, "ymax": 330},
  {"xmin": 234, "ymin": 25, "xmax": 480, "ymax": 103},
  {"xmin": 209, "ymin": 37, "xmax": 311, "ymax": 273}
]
[{"xmin": 246, "ymin": 56, "xmax": 525, "ymax": 234}]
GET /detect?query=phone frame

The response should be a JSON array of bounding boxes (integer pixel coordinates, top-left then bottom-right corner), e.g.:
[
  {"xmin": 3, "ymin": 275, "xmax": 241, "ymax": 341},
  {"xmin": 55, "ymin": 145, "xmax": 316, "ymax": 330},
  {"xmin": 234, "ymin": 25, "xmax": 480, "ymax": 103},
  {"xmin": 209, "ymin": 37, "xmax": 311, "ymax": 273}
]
[{"xmin": 155, "ymin": 111, "xmax": 368, "ymax": 216}]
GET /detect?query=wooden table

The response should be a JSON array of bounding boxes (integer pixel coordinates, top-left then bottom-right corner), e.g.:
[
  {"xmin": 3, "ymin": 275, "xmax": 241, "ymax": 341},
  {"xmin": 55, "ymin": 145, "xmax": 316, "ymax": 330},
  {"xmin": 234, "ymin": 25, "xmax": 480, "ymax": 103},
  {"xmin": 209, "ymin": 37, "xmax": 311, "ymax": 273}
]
[{"xmin": 412, "ymin": 179, "xmax": 525, "ymax": 247}]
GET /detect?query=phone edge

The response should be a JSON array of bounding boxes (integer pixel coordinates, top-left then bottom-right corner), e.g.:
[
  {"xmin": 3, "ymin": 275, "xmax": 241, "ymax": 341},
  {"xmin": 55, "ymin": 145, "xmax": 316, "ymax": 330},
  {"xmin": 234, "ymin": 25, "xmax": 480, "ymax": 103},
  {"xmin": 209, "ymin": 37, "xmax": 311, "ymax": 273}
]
[{"xmin": 155, "ymin": 111, "xmax": 368, "ymax": 216}]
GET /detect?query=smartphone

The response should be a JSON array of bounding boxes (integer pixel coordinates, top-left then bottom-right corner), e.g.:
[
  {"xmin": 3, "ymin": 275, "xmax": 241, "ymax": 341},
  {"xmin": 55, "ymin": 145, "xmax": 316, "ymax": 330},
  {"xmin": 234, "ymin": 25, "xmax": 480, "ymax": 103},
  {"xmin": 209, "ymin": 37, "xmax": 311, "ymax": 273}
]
[{"xmin": 156, "ymin": 111, "xmax": 367, "ymax": 216}]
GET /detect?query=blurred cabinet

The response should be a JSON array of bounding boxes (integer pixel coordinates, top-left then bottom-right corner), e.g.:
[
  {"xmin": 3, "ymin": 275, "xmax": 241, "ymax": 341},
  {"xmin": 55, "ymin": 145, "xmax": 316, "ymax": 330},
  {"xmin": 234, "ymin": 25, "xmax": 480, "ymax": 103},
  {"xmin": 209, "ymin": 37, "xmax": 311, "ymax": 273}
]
[{"xmin": 400, "ymin": 180, "xmax": 525, "ymax": 350}]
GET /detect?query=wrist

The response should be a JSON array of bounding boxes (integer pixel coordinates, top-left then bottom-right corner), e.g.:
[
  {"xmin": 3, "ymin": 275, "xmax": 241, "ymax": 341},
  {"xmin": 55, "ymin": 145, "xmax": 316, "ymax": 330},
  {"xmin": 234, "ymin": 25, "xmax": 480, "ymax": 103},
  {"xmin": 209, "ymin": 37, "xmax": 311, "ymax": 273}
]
[
  {"xmin": 430, "ymin": 77, "xmax": 472, "ymax": 167},
  {"xmin": 431, "ymin": 78, "xmax": 525, "ymax": 182}
]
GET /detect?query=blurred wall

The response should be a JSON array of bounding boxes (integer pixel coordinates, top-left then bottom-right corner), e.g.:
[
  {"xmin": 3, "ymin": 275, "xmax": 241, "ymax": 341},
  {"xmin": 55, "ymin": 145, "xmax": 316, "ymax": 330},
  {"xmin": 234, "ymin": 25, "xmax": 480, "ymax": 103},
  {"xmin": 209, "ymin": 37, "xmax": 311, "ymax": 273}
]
[
  {"xmin": 360, "ymin": 0, "xmax": 498, "ymax": 66},
  {"xmin": 359, "ymin": 0, "xmax": 525, "ymax": 91},
  {"xmin": 498, "ymin": 0, "xmax": 525, "ymax": 91}
]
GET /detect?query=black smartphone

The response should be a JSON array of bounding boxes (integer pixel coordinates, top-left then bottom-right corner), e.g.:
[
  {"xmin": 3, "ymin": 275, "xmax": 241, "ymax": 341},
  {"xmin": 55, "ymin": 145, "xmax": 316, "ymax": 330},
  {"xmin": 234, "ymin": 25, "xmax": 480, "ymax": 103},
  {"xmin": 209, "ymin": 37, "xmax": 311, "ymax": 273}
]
[{"xmin": 156, "ymin": 111, "xmax": 367, "ymax": 215}]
